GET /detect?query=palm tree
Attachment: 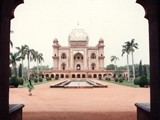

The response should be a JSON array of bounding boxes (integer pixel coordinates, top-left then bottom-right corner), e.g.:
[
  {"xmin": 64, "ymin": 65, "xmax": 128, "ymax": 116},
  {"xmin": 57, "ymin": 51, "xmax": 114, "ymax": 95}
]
[
  {"xmin": 129, "ymin": 39, "xmax": 138, "ymax": 80},
  {"xmin": 25, "ymin": 45, "xmax": 36, "ymax": 80},
  {"xmin": 38, "ymin": 53, "xmax": 44, "ymax": 71},
  {"xmin": 110, "ymin": 56, "xmax": 119, "ymax": 71},
  {"xmin": 10, "ymin": 52, "xmax": 21, "ymax": 76},
  {"xmin": 16, "ymin": 45, "xmax": 28, "ymax": 78},
  {"xmin": 34, "ymin": 52, "xmax": 44, "ymax": 77},
  {"xmin": 122, "ymin": 42, "xmax": 131, "ymax": 82}
]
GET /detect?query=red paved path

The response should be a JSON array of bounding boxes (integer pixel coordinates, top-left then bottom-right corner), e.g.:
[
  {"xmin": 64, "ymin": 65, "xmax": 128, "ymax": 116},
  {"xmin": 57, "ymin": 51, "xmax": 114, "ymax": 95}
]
[{"xmin": 9, "ymin": 80, "xmax": 150, "ymax": 120}]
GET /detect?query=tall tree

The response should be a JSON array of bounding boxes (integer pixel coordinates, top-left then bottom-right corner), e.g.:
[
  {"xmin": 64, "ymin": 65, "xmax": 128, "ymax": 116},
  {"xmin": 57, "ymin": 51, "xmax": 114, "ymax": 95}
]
[
  {"xmin": 122, "ymin": 42, "xmax": 131, "ymax": 82},
  {"xmin": 106, "ymin": 64, "xmax": 115, "ymax": 70},
  {"xmin": 143, "ymin": 65, "xmax": 147, "ymax": 77},
  {"xmin": 10, "ymin": 52, "xmax": 21, "ymax": 76},
  {"xmin": 110, "ymin": 56, "xmax": 119, "ymax": 71},
  {"xmin": 18, "ymin": 64, "xmax": 22, "ymax": 77},
  {"xmin": 128, "ymin": 39, "xmax": 138, "ymax": 80},
  {"xmin": 38, "ymin": 53, "xmax": 44, "ymax": 71},
  {"xmin": 25, "ymin": 45, "xmax": 36, "ymax": 80},
  {"xmin": 33, "ymin": 51, "xmax": 44, "ymax": 77},
  {"xmin": 139, "ymin": 60, "xmax": 143, "ymax": 76},
  {"xmin": 34, "ymin": 51, "xmax": 39, "ymax": 75},
  {"xmin": 16, "ymin": 44, "xmax": 28, "ymax": 78}
]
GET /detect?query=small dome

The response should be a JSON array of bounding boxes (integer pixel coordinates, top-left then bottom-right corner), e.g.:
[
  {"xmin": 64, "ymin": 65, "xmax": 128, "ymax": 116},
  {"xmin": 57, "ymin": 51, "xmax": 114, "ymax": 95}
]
[
  {"xmin": 53, "ymin": 38, "xmax": 58, "ymax": 43},
  {"xmin": 99, "ymin": 38, "xmax": 104, "ymax": 42},
  {"xmin": 69, "ymin": 29, "xmax": 88, "ymax": 41}
]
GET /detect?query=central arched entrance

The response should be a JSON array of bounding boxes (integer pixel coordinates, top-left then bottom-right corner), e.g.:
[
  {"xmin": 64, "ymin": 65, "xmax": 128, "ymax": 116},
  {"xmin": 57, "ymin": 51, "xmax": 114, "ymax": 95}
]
[
  {"xmin": 76, "ymin": 64, "xmax": 81, "ymax": 70},
  {"xmin": 74, "ymin": 52, "xmax": 84, "ymax": 70}
]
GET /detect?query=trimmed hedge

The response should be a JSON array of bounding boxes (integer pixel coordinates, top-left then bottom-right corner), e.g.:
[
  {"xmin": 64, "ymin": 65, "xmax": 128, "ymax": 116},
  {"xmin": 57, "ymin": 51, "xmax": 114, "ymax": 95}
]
[
  {"xmin": 118, "ymin": 78, "xmax": 123, "ymax": 83},
  {"xmin": 46, "ymin": 77, "xmax": 52, "ymax": 81},
  {"xmin": 134, "ymin": 76, "xmax": 149, "ymax": 87},
  {"xmin": 134, "ymin": 78, "xmax": 140, "ymax": 85},
  {"xmin": 106, "ymin": 77, "xmax": 111, "ymax": 81},
  {"xmin": 115, "ymin": 78, "xmax": 118, "ymax": 82},
  {"xmin": 39, "ymin": 78, "xmax": 43, "ymax": 82},
  {"xmin": 18, "ymin": 77, "xmax": 24, "ymax": 85},
  {"xmin": 139, "ymin": 75, "xmax": 149, "ymax": 87},
  {"xmin": 10, "ymin": 76, "xmax": 19, "ymax": 88},
  {"xmin": 33, "ymin": 78, "xmax": 38, "ymax": 83}
]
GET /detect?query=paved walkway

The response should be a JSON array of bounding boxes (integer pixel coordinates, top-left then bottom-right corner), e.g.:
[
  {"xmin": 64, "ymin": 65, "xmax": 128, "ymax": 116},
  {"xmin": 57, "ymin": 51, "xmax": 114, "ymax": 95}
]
[{"xmin": 9, "ymin": 80, "xmax": 150, "ymax": 120}]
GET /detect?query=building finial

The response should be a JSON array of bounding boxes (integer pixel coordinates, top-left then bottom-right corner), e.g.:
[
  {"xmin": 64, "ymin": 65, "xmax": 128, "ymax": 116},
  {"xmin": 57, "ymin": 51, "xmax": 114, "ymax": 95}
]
[{"xmin": 76, "ymin": 22, "xmax": 79, "ymax": 29}]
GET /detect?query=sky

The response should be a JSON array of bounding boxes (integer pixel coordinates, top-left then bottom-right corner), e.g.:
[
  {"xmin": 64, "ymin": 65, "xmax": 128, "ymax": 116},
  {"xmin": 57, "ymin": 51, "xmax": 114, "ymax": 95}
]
[{"xmin": 11, "ymin": 0, "xmax": 149, "ymax": 68}]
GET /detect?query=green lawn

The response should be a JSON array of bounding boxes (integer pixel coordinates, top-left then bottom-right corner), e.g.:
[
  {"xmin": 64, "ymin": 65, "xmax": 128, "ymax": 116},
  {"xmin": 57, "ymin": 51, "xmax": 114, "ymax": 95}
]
[
  {"xmin": 18, "ymin": 78, "xmax": 56, "ymax": 88},
  {"xmin": 105, "ymin": 80, "xmax": 140, "ymax": 88}
]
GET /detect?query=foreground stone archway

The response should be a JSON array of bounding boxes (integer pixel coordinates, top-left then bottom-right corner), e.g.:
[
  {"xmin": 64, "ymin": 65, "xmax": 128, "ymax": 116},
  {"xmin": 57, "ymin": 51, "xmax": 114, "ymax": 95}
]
[{"xmin": 1, "ymin": 0, "xmax": 160, "ymax": 120}]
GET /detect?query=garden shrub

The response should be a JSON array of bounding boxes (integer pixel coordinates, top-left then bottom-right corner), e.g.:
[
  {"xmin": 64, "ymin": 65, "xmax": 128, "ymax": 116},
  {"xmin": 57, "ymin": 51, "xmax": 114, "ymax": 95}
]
[
  {"xmin": 18, "ymin": 77, "xmax": 24, "ymax": 85},
  {"xmin": 55, "ymin": 76, "xmax": 59, "ymax": 80},
  {"xmin": 106, "ymin": 77, "xmax": 111, "ymax": 81},
  {"xmin": 98, "ymin": 76, "xmax": 102, "ymax": 80},
  {"xmin": 115, "ymin": 78, "xmax": 118, "ymax": 82},
  {"xmin": 147, "ymin": 79, "xmax": 150, "ymax": 85},
  {"xmin": 39, "ymin": 78, "xmax": 43, "ymax": 82},
  {"xmin": 33, "ymin": 78, "xmax": 38, "ymax": 83},
  {"xmin": 139, "ymin": 75, "xmax": 149, "ymax": 87},
  {"xmin": 134, "ymin": 78, "xmax": 140, "ymax": 85},
  {"xmin": 118, "ymin": 78, "xmax": 123, "ymax": 83},
  {"xmin": 46, "ymin": 77, "xmax": 52, "ymax": 81},
  {"xmin": 10, "ymin": 76, "xmax": 19, "ymax": 88}
]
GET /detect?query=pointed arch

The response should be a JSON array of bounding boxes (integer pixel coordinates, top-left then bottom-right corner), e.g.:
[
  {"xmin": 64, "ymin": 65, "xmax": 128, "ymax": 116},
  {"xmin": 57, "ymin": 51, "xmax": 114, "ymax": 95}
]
[
  {"xmin": 61, "ymin": 53, "xmax": 67, "ymax": 59},
  {"xmin": 91, "ymin": 53, "xmax": 96, "ymax": 59},
  {"xmin": 91, "ymin": 63, "xmax": 96, "ymax": 70},
  {"xmin": 61, "ymin": 63, "xmax": 66, "ymax": 70}
]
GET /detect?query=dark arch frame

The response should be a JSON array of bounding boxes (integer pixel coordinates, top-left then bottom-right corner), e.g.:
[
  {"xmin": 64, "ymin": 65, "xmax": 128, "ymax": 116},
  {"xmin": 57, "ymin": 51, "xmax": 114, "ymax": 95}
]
[
  {"xmin": 82, "ymin": 74, "xmax": 86, "ymax": 78},
  {"xmin": 91, "ymin": 63, "xmax": 96, "ymax": 70},
  {"xmin": 91, "ymin": 53, "xmax": 96, "ymax": 59},
  {"xmin": 61, "ymin": 53, "xmax": 67, "ymax": 59},
  {"xmin": 77, "ymin": 74, "xmax": 81, "ymax": 78},
  {"xmin": 76, "ymin": 64, "xmax": 81, "ymax": 70},
  {"xmin": 61, "ymin": 63, "xmax": 66, "ymax": 70},
  {"xmin": 60, "ymin": 74, "xmax": 64, "ymax": 78},
  {"xmin": 51, "ymin": 74, "xmax": 54, "ymax": 78},
  {"xmin": 93, "ymin": 74, "xmax": 97, "ymax": 78},
  {"xmin": 65, "ymin": 74, "xmax": 69, "ymax": 78},
  {"xmin": 1, "ymin": 1, "xmax": 160, "ymax": 120},
  {"xmin": 45, "ymin": 74, "xmax": 49, "ymax": 78},
  {"xmin": 72, "ymin": 74, "xmax": 76, "ymax": 78}
]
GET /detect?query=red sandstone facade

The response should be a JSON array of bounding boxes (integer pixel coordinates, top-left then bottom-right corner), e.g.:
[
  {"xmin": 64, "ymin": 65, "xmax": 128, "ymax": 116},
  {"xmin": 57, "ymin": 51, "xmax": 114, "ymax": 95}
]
[{"xmin": 39, "ymin": 27, "xmax": 120, "ymax": 79}]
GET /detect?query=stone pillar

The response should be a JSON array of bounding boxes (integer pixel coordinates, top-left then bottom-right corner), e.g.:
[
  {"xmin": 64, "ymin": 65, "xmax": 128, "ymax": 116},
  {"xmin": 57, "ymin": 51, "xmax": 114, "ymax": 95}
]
[
  {"xmin": 0, "ymin": 1, "xmax": 11, "ymax": 119},
  {"xmin": 136, "ymin": 0, "xmax": 160, "ymax": 120},
  {"xmin": 148, "ymin": 1, "xmax": 160, "ymax": 120},
  {"xmin": 0, "ymin": 1, "xmax": 23, "ymax": 119}
]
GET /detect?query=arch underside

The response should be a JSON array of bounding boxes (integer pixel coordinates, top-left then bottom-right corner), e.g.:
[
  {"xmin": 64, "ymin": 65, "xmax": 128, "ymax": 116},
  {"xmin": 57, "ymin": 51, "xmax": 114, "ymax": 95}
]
[
  {"xmin": 136, "ymin": 0, "xmax": 148, "ymax": 19},
  {"xmin": 11, "ymin": 0, "xmax": 24, "ymax": 19}
]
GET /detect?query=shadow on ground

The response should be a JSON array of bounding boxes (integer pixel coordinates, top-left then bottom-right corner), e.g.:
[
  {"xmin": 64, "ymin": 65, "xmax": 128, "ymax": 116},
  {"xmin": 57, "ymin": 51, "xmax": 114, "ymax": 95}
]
[{"xmin": 24, "ymin": 111, "xmax": 136, "ymax": 120}]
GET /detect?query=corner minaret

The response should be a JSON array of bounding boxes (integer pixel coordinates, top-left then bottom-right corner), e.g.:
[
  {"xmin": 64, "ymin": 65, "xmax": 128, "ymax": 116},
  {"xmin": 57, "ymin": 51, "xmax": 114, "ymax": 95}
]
[
  {"xmin": 98, "ymin": 38, "xmax": 105, "ymax": 70},
  {"xmin": 52, "ymin": 38, "xmax": 60, "ymax": 70}
]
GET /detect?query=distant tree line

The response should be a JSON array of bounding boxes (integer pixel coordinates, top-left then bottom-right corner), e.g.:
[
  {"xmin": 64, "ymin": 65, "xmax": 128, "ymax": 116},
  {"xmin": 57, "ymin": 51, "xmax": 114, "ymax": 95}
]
[{"xmin": 106, "ymin": 60, "xmax": 150, "ymax": 79}]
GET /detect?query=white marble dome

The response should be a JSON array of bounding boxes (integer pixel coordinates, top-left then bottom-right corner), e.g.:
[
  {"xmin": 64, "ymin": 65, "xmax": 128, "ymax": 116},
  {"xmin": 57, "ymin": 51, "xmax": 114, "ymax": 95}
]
[{"xmin": 69, "ymin": 29, "xmax": 88, "ymax": 41}]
